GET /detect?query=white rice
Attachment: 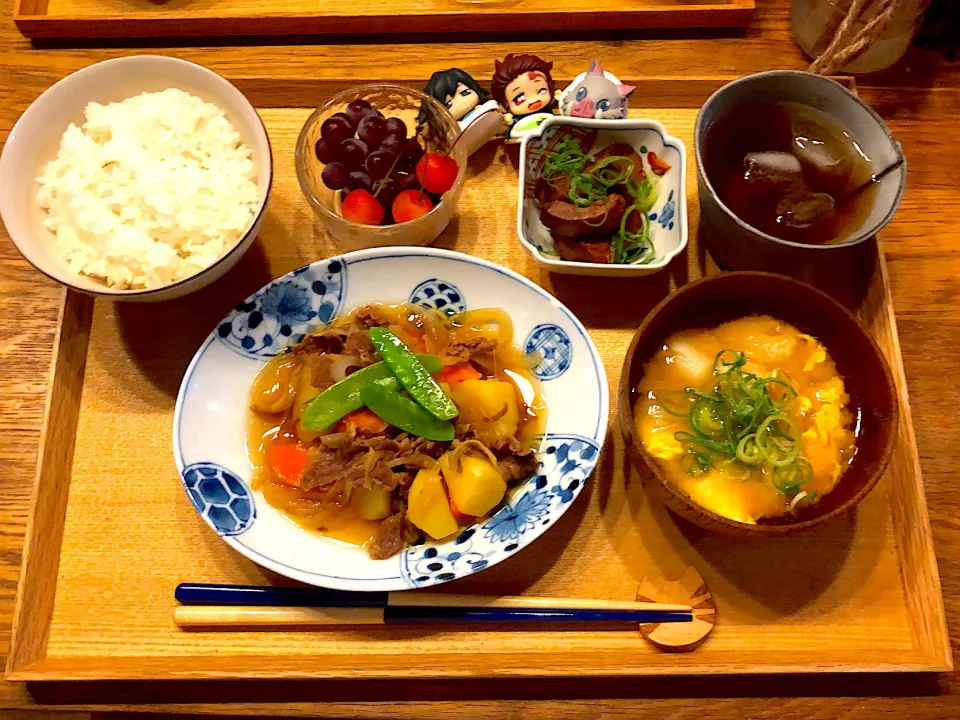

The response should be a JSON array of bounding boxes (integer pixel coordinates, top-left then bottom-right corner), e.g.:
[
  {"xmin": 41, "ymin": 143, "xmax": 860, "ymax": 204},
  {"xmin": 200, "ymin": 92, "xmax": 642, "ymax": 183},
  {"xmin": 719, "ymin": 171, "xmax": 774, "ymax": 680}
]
[{"xmin": 36, "ymin": 88, "xmax": 260, "ymax": 290}]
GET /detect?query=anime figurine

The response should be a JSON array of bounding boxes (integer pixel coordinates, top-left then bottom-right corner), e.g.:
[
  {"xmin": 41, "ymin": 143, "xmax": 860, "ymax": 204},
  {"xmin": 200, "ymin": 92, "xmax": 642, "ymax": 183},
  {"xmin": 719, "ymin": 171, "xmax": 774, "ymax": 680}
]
[
  {"xmin": 491, "ymin": 53, "xmax": 558, "ymax": 142},
  {"xmin": 422, "ymin": 68, "xmax": 506, "ymax": 157},
  {"xmin": 559, "ymin": 61, "xmax": 635, "ymax": 120}
]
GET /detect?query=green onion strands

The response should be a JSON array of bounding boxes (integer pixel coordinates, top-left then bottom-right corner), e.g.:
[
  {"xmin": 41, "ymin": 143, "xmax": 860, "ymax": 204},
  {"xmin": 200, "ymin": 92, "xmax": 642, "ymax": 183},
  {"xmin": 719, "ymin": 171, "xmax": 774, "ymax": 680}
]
[
  {"xmin": 541, "ymin": 137, "xmax": 593, "ymax": 183},
  {"xmin": 654, "ymin": 350, "xmax": 813, "ymax": 502},
  {"xmin": 626, "ymin": 176, "xmax": 659, "ymax": 213},
  {"xmin": 610, "ymin": 206, "xmax": 654, "ymax": 265}
]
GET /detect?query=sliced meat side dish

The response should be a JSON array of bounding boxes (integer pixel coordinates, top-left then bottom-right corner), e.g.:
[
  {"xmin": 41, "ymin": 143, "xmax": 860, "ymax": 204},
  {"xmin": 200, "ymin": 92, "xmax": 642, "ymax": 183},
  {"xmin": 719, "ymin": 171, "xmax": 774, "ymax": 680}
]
[
  {"xmin": 540, "ymin": 192, "xmax": 626, "ymax": 238},
  {"xmin": 535, "ymin": 173, "xmax": 572, "ymax": 206},
  {"xmin": 554, "ymin": 236, "xmax": 613, "ymax": 264}
]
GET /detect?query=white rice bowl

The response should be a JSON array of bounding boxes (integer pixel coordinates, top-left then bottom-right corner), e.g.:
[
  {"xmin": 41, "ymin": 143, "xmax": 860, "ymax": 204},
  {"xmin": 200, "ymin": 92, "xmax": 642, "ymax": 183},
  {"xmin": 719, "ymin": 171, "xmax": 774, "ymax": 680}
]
[{"xmin": 35, "ymin": 88, "xmax": 260, "ymax": 290}]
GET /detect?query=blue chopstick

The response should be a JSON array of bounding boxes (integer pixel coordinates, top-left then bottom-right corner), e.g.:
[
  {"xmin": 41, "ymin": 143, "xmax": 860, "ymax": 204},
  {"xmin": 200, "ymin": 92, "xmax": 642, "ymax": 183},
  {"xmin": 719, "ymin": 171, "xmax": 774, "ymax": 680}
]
[
  {"xmin": 382, "ymin": 607, "xmax": 691, "ymax": 624},
  {"xmin": 175, "ymin": 582, "xmax": 385, "ymax": 607},
  {"xmin": 174, "ymin": 583, "xmax": 694, "ymax": 627}
]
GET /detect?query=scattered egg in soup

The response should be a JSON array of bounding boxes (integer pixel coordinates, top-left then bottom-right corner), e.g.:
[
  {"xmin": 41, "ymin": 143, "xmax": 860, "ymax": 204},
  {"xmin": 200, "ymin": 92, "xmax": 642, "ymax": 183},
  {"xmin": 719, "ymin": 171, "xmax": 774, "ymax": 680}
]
[{"xmin": 634, "ymin": 316, "xmax": 857, "ymax": 523}]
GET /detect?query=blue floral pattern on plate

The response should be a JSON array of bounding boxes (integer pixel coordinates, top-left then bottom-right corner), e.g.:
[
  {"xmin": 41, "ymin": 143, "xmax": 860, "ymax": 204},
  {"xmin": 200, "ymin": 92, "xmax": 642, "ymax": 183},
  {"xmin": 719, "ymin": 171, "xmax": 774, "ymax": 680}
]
[
  {"xmin": 216, "ymin": 260, "xmax": 347, "ymax": 358},
  {"xmin": 400, "ymin": 433, "xmax": 601, "ymax": 587},
  {"xmin": 409, "ymin": 279, "xmax": 466, "ymax": 315},
  {"xmin": 524, "ymin": 323, "xmax": 573, "ymax": 380},
  {"xmin": 182, "ymin": 462, "xmax": 256, "ymax": 536},
  {"xmin": 650, "ymin": 189, "xmax": 676, "ymax": 231}
]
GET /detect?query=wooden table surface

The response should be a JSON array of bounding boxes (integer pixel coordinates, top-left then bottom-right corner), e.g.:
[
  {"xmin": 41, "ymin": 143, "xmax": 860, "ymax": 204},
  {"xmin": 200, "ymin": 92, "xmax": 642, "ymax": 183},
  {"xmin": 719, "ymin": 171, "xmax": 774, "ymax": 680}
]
[{"xmin": 1, "ymin": 1, "xmax": 959, "ymax": 717}]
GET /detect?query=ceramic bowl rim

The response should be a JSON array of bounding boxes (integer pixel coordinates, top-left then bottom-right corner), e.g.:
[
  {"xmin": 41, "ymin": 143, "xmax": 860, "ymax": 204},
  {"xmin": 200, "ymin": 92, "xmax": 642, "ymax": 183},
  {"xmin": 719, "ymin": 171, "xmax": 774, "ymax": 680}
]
[
  {"xmin": 693, "ymin": 70, "xmax": 907, "ymax": 251},
  {"xmin": 516, "ymin": 115, "xmax": 689, "ymax": 273},
  {"xmin": 0, "ymin": 55, "xmax": 274, "ymax": 298},
  {"xmin": 617, "ymin": 270, "xmax": 900, "ymax": 535}
]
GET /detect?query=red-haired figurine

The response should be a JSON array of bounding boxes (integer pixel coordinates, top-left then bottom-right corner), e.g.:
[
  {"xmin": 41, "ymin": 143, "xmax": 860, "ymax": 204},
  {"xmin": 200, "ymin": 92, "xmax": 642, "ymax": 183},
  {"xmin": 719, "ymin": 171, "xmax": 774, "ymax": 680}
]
[{"xmin": 491, "ymin": 54, "xmax": 558, "ymax": 142}]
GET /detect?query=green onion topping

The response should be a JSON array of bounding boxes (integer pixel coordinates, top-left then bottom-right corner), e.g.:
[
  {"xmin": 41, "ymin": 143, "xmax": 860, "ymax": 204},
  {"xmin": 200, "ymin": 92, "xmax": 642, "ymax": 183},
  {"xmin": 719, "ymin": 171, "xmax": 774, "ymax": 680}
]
[{"xmin": 654, "ymin": 350, "xmax": 813, "ymax": 500}]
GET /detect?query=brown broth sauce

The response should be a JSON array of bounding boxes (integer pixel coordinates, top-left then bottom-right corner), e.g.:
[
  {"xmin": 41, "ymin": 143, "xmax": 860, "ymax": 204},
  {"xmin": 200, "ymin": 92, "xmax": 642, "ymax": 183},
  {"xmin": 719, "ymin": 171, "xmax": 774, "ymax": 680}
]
[
  {"xmin": 246, "ymin": 305, "xmax": 547, "ymax": 549},
  {"xmin": 702, "ymin": 101, "xmax": 876, "ymax": 245}
]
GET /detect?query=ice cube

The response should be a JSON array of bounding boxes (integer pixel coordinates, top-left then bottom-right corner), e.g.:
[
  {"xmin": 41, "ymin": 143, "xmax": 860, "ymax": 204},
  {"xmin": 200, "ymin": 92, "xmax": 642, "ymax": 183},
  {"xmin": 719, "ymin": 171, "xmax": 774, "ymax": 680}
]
[
  {"xmin": 792, "ymin": 116, "xmax": 854, "ymax": 192},
  {"xmin": 777, "ymin": 191, "xmax": 836, "ymax": 228},
  {"xmin": 743, "ymin": 151, "xmax": 803, "ymax": 188}
]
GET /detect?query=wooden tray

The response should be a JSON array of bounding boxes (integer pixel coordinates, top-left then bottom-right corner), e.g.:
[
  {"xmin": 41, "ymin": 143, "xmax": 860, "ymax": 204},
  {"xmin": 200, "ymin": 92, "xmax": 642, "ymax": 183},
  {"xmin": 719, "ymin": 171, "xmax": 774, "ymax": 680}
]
[
  {"xmin": 6, "ymin": 76, "xmax": 951, "ymax": 682},
  {"xmin": 13, "ymin": 0, "xmax": 755, "ymax": 40}
]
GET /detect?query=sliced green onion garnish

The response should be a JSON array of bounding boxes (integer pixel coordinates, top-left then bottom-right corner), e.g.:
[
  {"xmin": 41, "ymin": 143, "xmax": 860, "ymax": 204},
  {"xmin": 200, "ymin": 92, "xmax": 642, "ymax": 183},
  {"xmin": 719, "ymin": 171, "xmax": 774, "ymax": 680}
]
[{"xmin": 659, "ymin": 350, "xmax": 813, "ymax": 498}]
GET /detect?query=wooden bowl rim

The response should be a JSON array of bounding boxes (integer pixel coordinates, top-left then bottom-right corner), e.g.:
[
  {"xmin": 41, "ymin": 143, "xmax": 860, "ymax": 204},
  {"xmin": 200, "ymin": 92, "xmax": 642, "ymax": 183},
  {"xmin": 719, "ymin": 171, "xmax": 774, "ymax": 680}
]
[{"xmin": 617, "ymin": 270, "xmax": 900, "ymax": 535}]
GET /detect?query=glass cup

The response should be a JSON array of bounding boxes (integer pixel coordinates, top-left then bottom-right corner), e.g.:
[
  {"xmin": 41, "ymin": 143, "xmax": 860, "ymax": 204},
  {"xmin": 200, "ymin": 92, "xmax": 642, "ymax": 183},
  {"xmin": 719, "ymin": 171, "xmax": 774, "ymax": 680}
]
[{"xmin": 296, "ymin": 83, "xmax": 466, "ymax": 251}]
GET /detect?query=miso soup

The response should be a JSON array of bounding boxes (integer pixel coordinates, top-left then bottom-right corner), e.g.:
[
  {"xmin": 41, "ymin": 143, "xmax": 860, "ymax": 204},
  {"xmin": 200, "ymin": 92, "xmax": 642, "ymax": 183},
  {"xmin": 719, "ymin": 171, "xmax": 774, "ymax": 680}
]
[
  {"xmin": 634, "ymin": 316, "xmax": 858, "ymax": 523},
  {"xmin": 702, "ymin": 102, "xmax": 876, "ymax": 245}
]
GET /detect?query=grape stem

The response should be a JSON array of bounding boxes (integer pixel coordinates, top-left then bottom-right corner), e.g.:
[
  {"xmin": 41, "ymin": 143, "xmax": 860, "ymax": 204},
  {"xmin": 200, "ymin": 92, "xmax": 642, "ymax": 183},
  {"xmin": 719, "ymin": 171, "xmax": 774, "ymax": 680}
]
[{"xmin": 373, "ymin": 151, "xmax": 404, "ymax": 200}]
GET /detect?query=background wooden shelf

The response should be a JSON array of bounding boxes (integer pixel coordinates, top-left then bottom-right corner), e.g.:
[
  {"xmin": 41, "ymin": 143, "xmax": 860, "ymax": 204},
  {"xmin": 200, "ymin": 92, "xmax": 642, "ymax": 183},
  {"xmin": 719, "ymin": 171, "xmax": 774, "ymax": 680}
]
[{"xmin": 13, "ymin": 0, "xmax": 755, "ymax": 40}]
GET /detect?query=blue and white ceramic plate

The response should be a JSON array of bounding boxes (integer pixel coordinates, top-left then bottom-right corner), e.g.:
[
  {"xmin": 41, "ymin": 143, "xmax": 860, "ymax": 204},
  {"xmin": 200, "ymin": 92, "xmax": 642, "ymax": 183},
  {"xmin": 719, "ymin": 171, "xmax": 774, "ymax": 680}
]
[{"xmin": 173, "ymin": 247, "xmax": 608, "ymax": 591}]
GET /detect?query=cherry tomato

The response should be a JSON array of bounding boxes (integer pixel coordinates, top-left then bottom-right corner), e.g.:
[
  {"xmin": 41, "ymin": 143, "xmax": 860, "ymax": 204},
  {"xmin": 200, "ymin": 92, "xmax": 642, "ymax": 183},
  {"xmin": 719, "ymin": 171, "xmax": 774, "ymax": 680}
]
[
  {"xmin": 415, "ymin": 153, "xmax": 459, "ymax": 194},
  {"xmin": 392, "ymin": 189, "xmax": 434, "ymax": 223},
  {"xmin": 341, "ymin": 189, "xmax": 385, "ymax": 225}
]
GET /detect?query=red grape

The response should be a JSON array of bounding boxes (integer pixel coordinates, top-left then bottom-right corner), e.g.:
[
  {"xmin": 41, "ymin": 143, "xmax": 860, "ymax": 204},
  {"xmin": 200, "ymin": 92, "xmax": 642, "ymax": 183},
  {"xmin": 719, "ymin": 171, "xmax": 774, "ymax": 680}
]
[
  {"xmin": 392, "ymin": 189, "xmax": 434, "ymax": 223},
  {"xmin": 400, "ymin": 137, "xmax": 424, "ymax": 161},
  {"xmin": 384, "ymin": 117, "xmax": 407, "ymax": 139},
  {"xmin": 365, "ymin": 151, "xmax": 395, "ymax": 181},
  {"xmin": 342, "ymin": 189, "xmax": 384, "ymax": 225},
  {"xmin": 315, "ymin": 138, "xmax": 333, "ymax": 164},
  {"xmin": 346, "ymin": 169, "xmax": 373, "ymax": 193},
  {"xmin": 379, "ymin": 134, "xmax": 402, "ymax": 157},
  {"xmin": 345, "ymin": 99, "xmax": 372, "ymax": 125},
  {"xmin": 374, "ymin": 177, "xmax": 400, "ymax": 209},
  {"xmin": 416, "ymin": 153, "xmax": 459, "ymax": 194},
  {"xmin": 337, "ymin": 138, "xmax": 369, "ymax": 169},
  {"xmin": 321, "ymin": 162, "xmax": 347, "ymax": 190},
  {"xmin": 321, "ymin": 115, "xmax": 353, "ymax": 146},
  {"xmin": 334, "ymin": 111, "xmax": 357, "ymax": 133},
  {"xmin": 394, "ymin": 169, "xmax": 420, "ymax": 192},
  {"xmin": 357, "ymin": 116, "xmax": 387, "ymax": 147}
]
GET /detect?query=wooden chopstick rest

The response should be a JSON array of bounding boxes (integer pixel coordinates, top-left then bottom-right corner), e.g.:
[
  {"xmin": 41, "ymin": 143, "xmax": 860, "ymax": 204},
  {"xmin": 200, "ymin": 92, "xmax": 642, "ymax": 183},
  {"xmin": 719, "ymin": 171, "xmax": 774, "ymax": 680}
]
[{"xmin": 637, "ymin": 565, "xmax": 717, "ymax": 651}]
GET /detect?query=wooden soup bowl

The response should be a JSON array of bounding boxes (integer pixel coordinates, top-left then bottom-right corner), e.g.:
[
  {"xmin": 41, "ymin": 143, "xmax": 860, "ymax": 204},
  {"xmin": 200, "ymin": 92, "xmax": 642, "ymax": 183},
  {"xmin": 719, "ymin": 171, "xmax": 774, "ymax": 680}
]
[{"xmin": 618, "ymin": 272, "xmax": 899, "ymax": 538}]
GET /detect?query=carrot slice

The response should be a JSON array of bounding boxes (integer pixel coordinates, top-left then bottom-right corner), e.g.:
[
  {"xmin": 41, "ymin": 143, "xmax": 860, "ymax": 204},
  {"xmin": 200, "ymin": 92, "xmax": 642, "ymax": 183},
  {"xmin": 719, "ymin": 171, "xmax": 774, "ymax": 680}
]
[
  {"xmin": 647, "ymin": 151, "xmax": 672, "ymax": 176},
  {"xmin": 449, "ymin": 495, "xmax": 474, "ymax": 526},
  {"xmin": 434, "ymin": 362, "xmax": 482, "ymax": 384},
  {"xmin": 335, "ymin": 407, "xmax": 389, "ymax": 435},
  {"xmin": 267, "ymin": 441, "xmax": 310, "ymax": 488}
]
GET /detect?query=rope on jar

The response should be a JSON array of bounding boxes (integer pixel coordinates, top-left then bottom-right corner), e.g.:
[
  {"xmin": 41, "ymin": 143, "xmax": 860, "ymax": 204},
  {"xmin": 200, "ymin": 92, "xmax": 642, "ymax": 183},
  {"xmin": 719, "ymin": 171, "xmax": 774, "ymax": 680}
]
[{"xmin": 809, "ymin": 0, "xmax": 905, "ymax": 75}]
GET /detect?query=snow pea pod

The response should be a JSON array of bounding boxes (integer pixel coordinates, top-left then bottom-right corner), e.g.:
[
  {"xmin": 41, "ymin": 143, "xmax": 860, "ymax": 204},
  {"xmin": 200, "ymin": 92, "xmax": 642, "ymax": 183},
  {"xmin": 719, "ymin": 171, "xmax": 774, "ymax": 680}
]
[
  {"xmin": 368, "ymin": 327, "xmax": 459, "ymax": 421},
  {"xmin": 300, "ymin": 354, "xmax": 442, "ymax": 432},
  {"xmin": 359, "ymin": 384, "xmax": 455, "ymax": 442}
]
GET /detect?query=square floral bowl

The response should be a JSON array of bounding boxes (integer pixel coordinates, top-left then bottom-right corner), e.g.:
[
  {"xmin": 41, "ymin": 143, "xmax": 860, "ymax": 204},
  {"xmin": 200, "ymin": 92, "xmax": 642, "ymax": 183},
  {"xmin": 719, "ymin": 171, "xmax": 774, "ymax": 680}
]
[
  {"xmin": 174, "ymin": 247, "xmax": 608, "ymax": 591},
  {"xmin": 517, "ymin": 116, "xmax": 688, "ymax": 277}
]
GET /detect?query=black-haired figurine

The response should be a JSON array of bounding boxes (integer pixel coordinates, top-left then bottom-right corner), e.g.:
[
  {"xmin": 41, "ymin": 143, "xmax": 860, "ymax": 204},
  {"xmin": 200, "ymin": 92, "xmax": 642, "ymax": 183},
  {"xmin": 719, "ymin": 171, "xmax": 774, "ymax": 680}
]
[
  {"xmin": 491, "ymin": 53, "xmax": 558, "ymax": 143},
  {"xmin": 559, "ymin": 60, "xmax": 635, "ymax": 120},
  {"xmin": 423, "ymin": 68, "xmax": 506, "ymax": 156}
]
